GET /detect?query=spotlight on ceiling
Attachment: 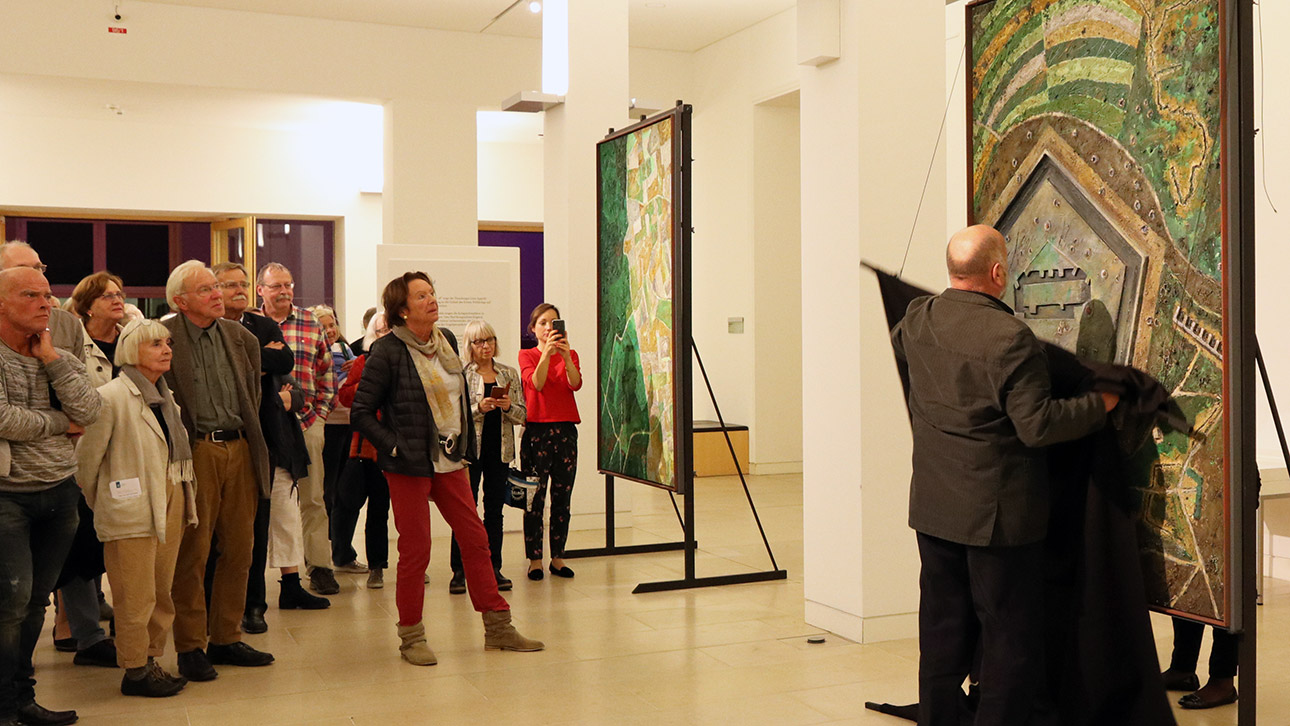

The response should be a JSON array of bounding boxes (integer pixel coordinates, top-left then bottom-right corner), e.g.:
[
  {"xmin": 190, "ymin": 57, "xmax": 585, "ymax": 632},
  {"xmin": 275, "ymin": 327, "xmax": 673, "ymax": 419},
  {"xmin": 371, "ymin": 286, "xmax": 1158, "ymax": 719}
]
[{"xmin": 529, "ymin": 1, "xmax": 541, "ymax": 13}]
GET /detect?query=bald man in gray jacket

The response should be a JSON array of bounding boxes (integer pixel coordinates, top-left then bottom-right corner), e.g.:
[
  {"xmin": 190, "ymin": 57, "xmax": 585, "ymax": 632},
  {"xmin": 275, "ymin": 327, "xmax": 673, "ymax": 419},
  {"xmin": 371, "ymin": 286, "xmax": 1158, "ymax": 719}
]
[{"xmin": 892, "ymin": 226, "xmax": 1118, "ymax": 726}]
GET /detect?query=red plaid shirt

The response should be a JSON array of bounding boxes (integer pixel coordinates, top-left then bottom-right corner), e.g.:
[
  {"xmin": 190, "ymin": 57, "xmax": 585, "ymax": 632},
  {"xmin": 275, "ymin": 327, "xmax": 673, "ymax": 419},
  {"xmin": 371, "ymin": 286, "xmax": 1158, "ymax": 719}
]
[{"xmin": 263, "ymin": 304, "xmax": 336, "ymax": 429}]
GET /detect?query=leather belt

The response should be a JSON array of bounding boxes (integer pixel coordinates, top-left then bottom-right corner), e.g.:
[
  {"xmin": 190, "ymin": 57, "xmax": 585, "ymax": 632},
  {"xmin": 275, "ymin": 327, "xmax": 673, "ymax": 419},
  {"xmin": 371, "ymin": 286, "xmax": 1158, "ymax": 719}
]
[{"xmin": 202, "ymin": 429, "xmax": 244, "ymax": 443}]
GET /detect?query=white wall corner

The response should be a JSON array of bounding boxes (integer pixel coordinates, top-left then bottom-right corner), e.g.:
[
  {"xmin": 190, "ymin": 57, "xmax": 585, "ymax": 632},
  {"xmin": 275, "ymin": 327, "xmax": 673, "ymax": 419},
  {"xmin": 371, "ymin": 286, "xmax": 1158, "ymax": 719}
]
[{"xmin": 805, "ymin": 600, "xmax": 918, "ymax": 643}]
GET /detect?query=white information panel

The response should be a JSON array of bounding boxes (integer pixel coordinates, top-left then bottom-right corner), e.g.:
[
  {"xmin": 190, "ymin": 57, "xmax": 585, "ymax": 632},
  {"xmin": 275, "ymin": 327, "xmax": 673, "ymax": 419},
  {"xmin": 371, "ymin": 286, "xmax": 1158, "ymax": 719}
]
[{"xmin": 375, "ymin": 245, "xmax": 522, "ymax": 371}]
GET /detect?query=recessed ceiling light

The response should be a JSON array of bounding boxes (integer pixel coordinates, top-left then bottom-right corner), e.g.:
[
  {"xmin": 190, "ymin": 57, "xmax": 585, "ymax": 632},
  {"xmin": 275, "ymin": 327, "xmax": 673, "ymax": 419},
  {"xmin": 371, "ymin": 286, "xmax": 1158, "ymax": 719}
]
[{"xmin": 529, "ymin": 1, "xmax": 541, "ymax": 13}]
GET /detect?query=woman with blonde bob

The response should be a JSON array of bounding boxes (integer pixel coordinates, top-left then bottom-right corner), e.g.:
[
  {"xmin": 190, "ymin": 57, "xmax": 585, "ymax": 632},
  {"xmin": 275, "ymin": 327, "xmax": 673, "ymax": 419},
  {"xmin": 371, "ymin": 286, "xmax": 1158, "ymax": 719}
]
[
  {"xmin": 446, "ymin": 320, "xmax": 525, "ymax": 595},
  {"xmin": 76, "ymin": 319, "xmax": 197, "ymax": 698}
]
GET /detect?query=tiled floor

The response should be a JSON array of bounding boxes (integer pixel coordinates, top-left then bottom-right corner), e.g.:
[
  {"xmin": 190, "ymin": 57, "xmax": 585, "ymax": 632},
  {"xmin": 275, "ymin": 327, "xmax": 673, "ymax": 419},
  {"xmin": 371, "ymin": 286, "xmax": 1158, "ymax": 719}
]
[{"xmin": 34, "ymin": 473, "xmax": 1268, "ymax": 724}]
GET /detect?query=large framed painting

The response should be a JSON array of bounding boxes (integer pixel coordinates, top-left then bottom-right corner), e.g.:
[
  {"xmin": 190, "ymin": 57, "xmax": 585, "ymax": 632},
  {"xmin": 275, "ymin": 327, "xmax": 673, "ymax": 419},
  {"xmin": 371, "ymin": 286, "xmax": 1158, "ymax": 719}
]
[
  {"xmin": 597, "ymin": 104, "xmax": 693, "ymax": 493},
  {"xmin": 967, "ymin": 0, "xmax": 1252, "ymax": 627}
]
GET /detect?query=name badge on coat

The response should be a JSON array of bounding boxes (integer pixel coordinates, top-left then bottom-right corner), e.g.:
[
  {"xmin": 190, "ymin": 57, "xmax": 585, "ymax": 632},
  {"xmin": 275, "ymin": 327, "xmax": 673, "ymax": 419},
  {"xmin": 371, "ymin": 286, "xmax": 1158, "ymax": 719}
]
[{"xmin": 109, "ymin": 478, "xmax": 143, "ymax": 500}]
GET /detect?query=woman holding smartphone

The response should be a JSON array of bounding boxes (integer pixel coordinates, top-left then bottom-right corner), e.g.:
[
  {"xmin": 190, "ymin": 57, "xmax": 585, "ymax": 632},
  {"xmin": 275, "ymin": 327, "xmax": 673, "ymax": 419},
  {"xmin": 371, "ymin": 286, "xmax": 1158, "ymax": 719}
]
[
  {"xmin": 448, "ymin": 320, "xmax": 525, "ymax": 595},
  {"xmin": 517, "ymin": 303, "xmax": 582, "ymax": 580}
]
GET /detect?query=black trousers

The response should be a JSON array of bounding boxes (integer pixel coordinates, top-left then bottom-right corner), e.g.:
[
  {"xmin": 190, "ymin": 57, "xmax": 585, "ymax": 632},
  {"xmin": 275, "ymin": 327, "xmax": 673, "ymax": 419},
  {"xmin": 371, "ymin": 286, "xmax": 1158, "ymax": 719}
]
[
  {"xmin": 917, "ymin": 532, "xmax": 1044, "ymax": 726},
  {"xmin": 329, "ymin": 458, "xmax": 391, "ymax": 570},
  {"xmin": 321, "ymin": 423, "xmax": 352, "ymax": 518},
  {"xmin": 449, "ymin": 456, "xmax": 508, "ymax": 574},
  {"xmin": 1170, "ymin": 617, "xmax": 1239, "ymax": 679}
]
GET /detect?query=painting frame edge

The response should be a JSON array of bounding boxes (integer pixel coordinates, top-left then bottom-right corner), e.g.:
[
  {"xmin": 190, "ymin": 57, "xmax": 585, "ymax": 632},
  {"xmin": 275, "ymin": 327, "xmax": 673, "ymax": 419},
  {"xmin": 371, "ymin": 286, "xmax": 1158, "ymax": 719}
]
[{"xmin": 594, "ymin": 102, "xmax": 694, "ymax": 495}]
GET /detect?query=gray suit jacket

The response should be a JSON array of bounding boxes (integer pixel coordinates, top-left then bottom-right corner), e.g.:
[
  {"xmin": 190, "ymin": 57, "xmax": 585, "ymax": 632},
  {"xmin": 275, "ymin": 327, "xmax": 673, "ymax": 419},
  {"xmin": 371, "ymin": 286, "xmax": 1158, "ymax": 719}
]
[
  {"xmin": 892, "ymin": 288, "xmax": 1106, "ymax": 547},
  {"xmin": 162, "ymin": 315, "xmax": 270, "ymax": 497}
]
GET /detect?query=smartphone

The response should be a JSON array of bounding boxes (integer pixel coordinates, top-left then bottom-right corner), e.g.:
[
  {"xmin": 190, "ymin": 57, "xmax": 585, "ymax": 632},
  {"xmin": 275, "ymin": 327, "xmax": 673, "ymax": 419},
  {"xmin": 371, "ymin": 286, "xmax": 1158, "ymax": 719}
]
[
  {"xmin": 552, "ymin": 319, "xmax": 566, "ymax": 338},
  {"xmin": 490, "ymin": 385, "xmax": 508, "ymax": 400}
]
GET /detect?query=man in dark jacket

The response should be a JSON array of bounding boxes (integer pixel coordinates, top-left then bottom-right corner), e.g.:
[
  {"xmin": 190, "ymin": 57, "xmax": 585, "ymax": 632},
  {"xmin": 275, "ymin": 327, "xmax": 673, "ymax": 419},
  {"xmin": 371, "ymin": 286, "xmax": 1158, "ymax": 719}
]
[
  {"xmin": 891, "ymin": 226, "xmax": 1118, "ymax": 726},
  {"xmin": 212, "ymin": 263, "xmax": 326, "ymax": 634}
]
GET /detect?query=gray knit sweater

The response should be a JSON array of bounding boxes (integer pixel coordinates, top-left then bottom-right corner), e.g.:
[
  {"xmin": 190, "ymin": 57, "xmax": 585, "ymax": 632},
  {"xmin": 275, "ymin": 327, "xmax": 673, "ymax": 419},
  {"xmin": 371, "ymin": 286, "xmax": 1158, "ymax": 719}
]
[{"xmin": 0, "ymin": 342, "xmax": 102, "ymax": 491}]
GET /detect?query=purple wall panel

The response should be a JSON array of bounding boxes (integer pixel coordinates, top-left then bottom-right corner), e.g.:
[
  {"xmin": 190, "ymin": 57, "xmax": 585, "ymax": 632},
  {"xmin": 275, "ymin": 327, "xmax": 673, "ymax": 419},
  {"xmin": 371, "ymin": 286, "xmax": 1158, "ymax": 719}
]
[
  {"xmin": 181, "ymin": 222, "xmax": 211, "ymax": 264},
  {"xmin": 479, "ymin": 229, "xmax": 544, "ymax": 349}
]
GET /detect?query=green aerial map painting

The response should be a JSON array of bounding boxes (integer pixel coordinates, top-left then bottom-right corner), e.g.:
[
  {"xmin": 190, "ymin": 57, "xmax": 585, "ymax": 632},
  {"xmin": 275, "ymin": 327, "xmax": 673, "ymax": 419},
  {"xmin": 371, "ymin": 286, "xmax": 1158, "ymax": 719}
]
[
  {"xmin": 597, "ymin": 113, "xmax": 680, "ymax": 491},
  {"xmin": 968, "ymin": 0, "xmax": 1229, "ymax": 623}
]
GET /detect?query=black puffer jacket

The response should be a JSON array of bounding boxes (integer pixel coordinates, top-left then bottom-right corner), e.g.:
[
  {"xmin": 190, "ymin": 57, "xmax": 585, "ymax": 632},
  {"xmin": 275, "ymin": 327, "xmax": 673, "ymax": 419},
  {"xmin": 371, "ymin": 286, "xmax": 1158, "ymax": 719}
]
[{"xmin": 350, "ymin": 328, "xmax": 475, "ymax": 478}]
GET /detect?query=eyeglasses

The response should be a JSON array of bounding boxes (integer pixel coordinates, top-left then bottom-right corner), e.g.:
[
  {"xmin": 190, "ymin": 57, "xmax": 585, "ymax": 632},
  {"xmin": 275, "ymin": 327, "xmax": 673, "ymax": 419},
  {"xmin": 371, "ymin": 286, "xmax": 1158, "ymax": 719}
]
[
  {"xmin": 186, "ymin": 285, "xmax": 217, "ymax": 297},
  {"xmin": 262, "ymin": 282, "xmax": 294, "ymax": 292},
  {"xmin": 20, "ymin": 263, "xmax": 48, "ymax": 273},
  {"xmin": 471, "ymin": 337, "xmax": 496, "ymax": 346},
  {"xmin": 218, "ymin": 281, "xmax": 250, "ymax": 290},
  {"xmin": 99, "ymin": 292, "xmax": 125, "ymax": 302}
]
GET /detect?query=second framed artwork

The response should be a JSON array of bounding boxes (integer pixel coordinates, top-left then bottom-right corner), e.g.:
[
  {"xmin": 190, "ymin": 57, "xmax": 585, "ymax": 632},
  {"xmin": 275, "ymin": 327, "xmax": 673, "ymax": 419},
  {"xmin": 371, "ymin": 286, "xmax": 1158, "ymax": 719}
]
[{"xmin": 596, "ymin": 104, "xmax": 693, "ymax": 493}]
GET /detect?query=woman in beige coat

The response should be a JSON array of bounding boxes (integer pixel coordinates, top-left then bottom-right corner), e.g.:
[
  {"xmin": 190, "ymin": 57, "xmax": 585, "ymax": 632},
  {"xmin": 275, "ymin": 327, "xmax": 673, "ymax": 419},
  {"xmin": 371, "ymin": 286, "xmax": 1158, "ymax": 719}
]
[{"xmin": 76, "ymin": 319, "xmax": 197, "ymax": 698}]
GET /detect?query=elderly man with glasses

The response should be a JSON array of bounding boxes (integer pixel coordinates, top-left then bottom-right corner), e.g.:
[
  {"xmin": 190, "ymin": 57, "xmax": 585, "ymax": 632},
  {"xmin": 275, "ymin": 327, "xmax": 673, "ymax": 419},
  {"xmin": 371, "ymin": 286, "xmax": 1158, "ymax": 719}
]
[{"xmin": 162, "ymin": 261, "xmax": 274, "ymax": 682}]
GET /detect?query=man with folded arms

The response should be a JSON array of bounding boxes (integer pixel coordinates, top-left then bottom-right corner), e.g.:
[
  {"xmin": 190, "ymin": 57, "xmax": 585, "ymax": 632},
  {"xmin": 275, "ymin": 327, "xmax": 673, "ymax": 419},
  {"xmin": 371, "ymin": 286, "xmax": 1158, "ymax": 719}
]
[
  {"xmin": 163, "ymin": 261, "xmax": 274, "ymax": 682},
  {"xmin": 0, "ymin": 266, "xmax": 101, "ymax": 726}
]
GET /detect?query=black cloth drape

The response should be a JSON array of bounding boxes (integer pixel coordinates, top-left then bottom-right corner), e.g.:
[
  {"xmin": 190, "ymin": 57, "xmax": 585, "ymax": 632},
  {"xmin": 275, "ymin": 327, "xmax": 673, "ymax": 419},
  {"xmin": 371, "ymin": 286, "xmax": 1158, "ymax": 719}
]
[{"xmin": 866, "ymin": 266, "xmax": 1176, "ymax": 725}]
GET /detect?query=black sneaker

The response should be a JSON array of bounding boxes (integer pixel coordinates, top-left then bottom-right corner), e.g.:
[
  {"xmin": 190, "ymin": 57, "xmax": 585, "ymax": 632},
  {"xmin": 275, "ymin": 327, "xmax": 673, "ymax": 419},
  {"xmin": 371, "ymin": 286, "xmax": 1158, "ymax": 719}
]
[
  {"xmin": 207, "ymin": 641, "xmax": 275, "ymax": 667},
  {"xmin": 176, "ymin": 648, "xmax": 218, "ymax": 682},
  {"xmin": 121, "ymin": 665, "xmax": 184, "ymax": 698},
  {"xmin": 309, "ymin": 567, "xmax": 340, "ymax": 595},
  {"xmin": 448, "ymin": 571, "xmax": 466, "ymax": 595},
  {"xmin": 72, "ymin": 639, "xmax": 117, "ymax": 668}
]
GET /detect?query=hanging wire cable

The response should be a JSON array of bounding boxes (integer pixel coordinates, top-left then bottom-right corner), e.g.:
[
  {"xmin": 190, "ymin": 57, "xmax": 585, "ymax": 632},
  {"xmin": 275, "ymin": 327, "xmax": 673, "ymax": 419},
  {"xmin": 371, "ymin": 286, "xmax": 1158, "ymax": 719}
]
[
  {"xmin": 1256, "ymin": 0, "xmax": 1278, "ymax": 213},
  {"xmin": 899, "ymin": 41, "xmax": 968, "ymax": 278}
]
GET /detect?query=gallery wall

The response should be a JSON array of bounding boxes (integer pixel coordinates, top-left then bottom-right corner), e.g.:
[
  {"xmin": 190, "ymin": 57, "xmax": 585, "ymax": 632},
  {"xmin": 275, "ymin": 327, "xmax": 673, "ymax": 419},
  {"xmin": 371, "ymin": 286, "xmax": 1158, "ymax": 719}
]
[
  {"xmin": 690, "ymin": 10, "xmax": 801, "ymax": 464},
  {"xmin": 0, "ymin": 0, "xmax": 540, "ymax": 338}
]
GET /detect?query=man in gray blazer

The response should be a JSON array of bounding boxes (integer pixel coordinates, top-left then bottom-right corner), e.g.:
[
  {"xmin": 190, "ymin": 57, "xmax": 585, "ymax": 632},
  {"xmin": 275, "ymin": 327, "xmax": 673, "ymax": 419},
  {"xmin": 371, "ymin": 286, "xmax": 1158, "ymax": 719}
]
[
  {"xmin": 892, "ymin": 226, "xmax": 1118, "ymax": 726},
  {"xmin": 162, "ymin": 261, "xmax": 274, "ymax": 682}
]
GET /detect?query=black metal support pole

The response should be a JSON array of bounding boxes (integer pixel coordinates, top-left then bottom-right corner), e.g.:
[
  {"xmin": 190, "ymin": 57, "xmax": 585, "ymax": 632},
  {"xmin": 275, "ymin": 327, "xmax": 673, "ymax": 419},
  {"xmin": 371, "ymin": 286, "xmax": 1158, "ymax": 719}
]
[
  {"xmin": 606, "ymin": 474, "xmax": 616, "ymax": 549},
  {"xmin": 1256, "ymin": 342, "xmax": 1290, "ymax": 472},
  {"xmin": 692, "ymin": 340, "xmax": 781, "ymax": 572},
  {"xmin": 562, "ymin": 475, "xmax": 688, "ymax": 559},
  {"xmin": 1233, "ymin": 0, "xmax": 1256, "ymax": 723}
]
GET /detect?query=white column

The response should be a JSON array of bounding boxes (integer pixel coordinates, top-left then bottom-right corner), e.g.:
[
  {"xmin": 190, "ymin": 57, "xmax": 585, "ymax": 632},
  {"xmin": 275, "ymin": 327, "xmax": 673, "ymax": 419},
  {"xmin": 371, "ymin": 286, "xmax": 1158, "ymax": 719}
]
[
  {"xmin": 800, "ymin": 0, "xmax": 947, "ymax": 643},
  {"xmin": 383, "ymin": 98, "xmax": 479, "ymax": 248},
  {"xmin": 543, "ymin": 0, "xmax": 630, "ymax": 527}
]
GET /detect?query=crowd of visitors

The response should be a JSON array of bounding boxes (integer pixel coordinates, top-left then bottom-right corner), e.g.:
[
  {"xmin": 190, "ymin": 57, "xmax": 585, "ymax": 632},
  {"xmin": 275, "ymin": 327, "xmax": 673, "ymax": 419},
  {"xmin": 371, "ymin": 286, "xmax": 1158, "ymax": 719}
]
[{"xmin": 0, "ymin": 244, "xmax": 576, "ymax": 724}]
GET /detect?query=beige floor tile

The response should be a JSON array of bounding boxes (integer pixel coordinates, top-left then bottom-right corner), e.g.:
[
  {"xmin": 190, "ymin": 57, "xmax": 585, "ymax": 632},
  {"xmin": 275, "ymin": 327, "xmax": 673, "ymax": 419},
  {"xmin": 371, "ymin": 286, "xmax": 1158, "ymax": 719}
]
[{"xmin": 25, "ymin": 472, "xmax": 1289, "ymax": 724}]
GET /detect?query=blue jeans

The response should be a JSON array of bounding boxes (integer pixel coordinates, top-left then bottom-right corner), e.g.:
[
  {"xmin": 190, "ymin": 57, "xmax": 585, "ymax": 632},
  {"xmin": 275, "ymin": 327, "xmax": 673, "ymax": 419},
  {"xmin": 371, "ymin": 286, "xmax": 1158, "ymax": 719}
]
[{"xmin": 0, "ymin": 479, "xmax": 79, "ymax": 717}]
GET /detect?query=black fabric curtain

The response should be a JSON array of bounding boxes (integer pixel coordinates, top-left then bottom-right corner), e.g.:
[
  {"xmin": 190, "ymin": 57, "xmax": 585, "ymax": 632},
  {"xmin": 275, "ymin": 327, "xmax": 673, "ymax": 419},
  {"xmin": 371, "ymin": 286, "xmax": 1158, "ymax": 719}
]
[{"xmin": 864, "ymin": 266, "xmax": 1176, "ymax": 726}]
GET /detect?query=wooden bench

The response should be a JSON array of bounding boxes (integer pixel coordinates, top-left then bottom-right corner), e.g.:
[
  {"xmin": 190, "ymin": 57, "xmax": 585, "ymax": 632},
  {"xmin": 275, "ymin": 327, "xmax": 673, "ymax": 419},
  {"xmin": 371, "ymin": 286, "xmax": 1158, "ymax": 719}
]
[{"xmin": 693, "ymin": 420, "xmax": 749, "ymax": 477}]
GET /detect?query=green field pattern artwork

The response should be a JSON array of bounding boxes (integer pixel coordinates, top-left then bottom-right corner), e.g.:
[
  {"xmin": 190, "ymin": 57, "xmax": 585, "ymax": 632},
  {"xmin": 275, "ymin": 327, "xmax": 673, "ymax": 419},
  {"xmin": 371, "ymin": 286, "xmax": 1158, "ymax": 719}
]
[
  {"xmin": 598, "ymin": 117, "xmax": 679, "ymax": 490},
  {"xmin": 970, "ymin": 0, "xmax": 1227, "ymax": 622}
]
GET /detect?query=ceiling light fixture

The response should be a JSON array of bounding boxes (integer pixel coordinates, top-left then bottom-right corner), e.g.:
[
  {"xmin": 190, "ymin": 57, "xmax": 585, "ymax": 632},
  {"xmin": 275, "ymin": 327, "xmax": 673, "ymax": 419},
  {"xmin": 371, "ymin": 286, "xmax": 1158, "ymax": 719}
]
[{"xmin": 529, "ymin": 1, "xmax": 542, "ymax": 13}]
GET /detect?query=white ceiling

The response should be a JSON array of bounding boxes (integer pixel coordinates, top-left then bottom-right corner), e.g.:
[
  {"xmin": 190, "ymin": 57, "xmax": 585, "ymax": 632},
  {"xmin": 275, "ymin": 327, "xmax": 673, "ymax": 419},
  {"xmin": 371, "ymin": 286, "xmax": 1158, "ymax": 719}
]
[{"xmin": 131, "ymin": 0, "xmax": 798, "ymax": 52}]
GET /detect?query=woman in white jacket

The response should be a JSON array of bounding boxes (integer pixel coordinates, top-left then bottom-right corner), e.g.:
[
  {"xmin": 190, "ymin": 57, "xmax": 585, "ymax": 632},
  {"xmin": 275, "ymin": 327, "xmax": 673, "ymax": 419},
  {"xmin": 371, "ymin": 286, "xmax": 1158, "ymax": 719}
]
[{"xmin": 76, "ymin": 319, "xmax": 197, "ymax": 698}]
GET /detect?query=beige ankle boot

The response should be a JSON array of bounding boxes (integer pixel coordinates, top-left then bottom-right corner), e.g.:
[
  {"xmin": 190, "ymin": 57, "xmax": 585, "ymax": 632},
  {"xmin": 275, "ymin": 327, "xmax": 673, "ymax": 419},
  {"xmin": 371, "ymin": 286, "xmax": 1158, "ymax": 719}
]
[
  {"xmin": 482, "ymin": 610, "xmax": 544, "ymax": 652},
  {"xmin": 396, "ymin": 622, "xmax": 438, "ymax": 665}
]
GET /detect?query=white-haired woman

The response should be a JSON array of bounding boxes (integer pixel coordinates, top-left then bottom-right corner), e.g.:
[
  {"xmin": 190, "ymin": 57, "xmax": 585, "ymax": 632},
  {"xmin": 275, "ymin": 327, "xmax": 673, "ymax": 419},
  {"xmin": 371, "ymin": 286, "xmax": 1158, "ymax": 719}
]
[
  {"xmin": 76, "ymin": 319, "xmax": 197, "ymax": 698},
  {"xmin": 448, "ymin": 320, "xmax": 525, "ymax": 595}
]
